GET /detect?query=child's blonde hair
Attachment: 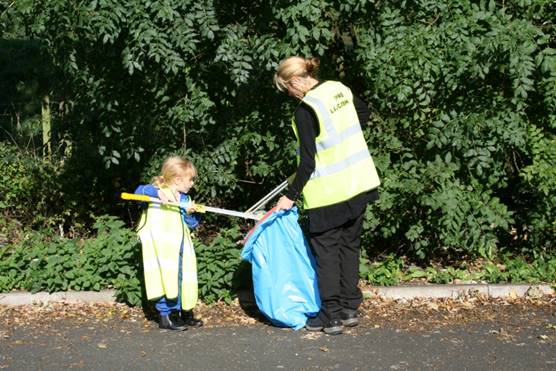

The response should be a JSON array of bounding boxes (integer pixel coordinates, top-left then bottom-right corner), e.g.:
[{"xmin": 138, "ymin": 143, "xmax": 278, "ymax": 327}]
[
  {"xmin": 274, "ymin": 56, "xmax": 320, "ymax": 92},
  {"xmin": 153, "ymin": 156, "xmax": 197, "ymax": 188}
]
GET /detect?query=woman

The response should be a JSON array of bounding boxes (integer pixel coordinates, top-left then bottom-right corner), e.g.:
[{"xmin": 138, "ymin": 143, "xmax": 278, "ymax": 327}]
[{"xmin": 273, "ymin": 56, "xmax": 380, "ymax": 335}]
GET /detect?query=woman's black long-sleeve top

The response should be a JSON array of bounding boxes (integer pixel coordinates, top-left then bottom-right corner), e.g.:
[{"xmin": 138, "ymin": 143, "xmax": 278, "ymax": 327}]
[{"xmin": 285, "ymin": 83, "xmax": 379, "ymax": 234}]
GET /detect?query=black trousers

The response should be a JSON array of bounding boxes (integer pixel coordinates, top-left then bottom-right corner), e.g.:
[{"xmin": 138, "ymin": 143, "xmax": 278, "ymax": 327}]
[{"xmin": 309, "ymin": 211, "xmax": 365, "ymax": 322}]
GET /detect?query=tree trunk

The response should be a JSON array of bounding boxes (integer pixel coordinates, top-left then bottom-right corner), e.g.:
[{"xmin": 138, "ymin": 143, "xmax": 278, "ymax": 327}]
[{"xmin": 41, "ymin": 93, "xmax": 51, "ymax": 158}]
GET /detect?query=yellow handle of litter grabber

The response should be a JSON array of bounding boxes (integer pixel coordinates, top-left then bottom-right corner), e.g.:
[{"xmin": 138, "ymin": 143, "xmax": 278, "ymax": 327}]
[{"xmin": 121, "ymin": 192, "xmax": 153, "ymax": 203}]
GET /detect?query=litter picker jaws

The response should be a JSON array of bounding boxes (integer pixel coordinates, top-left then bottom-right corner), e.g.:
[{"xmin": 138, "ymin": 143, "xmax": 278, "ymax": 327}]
[{"xmin": 245, "ymin": 180, "xmax": 288, "ymax": 214}]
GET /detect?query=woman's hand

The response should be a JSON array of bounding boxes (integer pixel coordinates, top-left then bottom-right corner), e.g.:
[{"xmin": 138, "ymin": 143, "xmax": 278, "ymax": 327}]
[{"xmin": 275, "ymin": 195, "xmax": 294, "ymax": 211}]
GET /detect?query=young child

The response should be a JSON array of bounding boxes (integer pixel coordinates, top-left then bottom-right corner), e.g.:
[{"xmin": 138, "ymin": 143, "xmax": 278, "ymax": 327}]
[{"xmin": 135, "ymin": 155, "xmax": 203, "ymax": 331}]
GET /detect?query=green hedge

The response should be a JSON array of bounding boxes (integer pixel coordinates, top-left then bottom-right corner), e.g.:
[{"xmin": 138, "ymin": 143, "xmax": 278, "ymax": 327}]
[
  {"xmin": 360, "ymin": 253, "xmax": 556, "ymax": 286},
  {"xmin": 0, "ymin": 215, "xmax": 246, "ymax": 306},
  {"xmin": 1, "ymin": 215, "xmax": 554, "ymax": 306},
  {"xmin": 0, "ymin": 216, "xmax": 143, "ymax": 305}
]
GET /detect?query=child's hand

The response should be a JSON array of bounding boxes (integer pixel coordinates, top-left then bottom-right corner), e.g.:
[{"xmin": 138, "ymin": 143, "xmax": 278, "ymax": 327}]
[{"xmin": 186, "ymin": 201, "xmax": 197, "ymax": 214}]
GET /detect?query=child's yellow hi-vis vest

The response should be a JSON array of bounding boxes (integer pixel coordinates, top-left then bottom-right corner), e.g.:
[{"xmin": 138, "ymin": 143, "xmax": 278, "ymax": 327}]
[
  {"xmin": 137, "ymin": 188, "xmax": 198, "ymax": 310},
  {"xmin": 292, "ymin": 80, "xmax": 381, "ymax": 209}
]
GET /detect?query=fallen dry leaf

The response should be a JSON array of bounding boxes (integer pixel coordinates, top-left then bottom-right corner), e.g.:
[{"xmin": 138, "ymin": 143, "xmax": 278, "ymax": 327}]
[{"xmin": 300, "ymin": 332, "xmax": 322, "ymax": 340}]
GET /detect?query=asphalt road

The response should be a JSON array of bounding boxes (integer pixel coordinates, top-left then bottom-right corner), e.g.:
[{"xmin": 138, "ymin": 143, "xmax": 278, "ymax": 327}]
[{"xmin": 1, "ymin": 308, "xmax": 554, "ymax": 371}]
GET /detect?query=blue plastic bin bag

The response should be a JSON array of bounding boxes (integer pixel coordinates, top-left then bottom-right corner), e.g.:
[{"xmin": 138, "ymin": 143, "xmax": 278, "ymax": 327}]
[{"xmin": 241, "ymin": 207, "xmax": 320, "ymax": 330}]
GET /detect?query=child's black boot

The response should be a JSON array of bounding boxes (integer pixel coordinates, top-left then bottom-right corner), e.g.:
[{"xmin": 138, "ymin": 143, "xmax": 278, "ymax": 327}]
[
  {"xmin": 182, "ymin": 310, "xmax": 203, "ymax": 327},
  {"xmin": 159, "ymin": 313, "xmax": 187, "ymax": 331}
]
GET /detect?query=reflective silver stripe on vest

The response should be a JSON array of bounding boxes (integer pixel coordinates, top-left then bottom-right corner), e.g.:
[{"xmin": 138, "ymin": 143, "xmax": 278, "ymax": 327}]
[
  {"xmin": 317, "ymin": 123, "xmax": 363, "ymax": 151},
  {"xmin": 303, "ymin": 95, "xmax": 337, "ymax": 136},
  {"xmin": 148, "ymin": 204, "xmax": 180, "ymax": 210},
  {"xmin": 295, "ymin": 122, "xmax": 363, "ymax": 154},
  {"xmin": 310, "ymin": 148, "xmax": 371, "ymax": 179}
]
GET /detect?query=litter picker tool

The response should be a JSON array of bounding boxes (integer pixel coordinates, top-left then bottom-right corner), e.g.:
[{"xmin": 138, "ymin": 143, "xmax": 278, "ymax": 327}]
[
  {"xmin": 121, "ymin": 193, "xmax": 261, "ymax": 221},
  {"xmin": 121, "ymin": 179, "xmax": 289, "ymax": 222}
]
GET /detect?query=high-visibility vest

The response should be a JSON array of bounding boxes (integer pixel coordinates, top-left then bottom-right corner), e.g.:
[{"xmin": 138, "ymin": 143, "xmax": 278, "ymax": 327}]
[
  {"xmin": 292, "ymin": 81, "xmax": 380, "ymax": 209},
  {"xmin": 137, "ymin": 187, "xmax": 198, "ymax": 310}
]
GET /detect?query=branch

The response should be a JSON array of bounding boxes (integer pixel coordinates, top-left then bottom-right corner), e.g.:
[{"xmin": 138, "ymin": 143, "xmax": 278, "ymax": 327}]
[{"xmin": 0, "ymin": 1, "xmax": 16, "ymax": 18}]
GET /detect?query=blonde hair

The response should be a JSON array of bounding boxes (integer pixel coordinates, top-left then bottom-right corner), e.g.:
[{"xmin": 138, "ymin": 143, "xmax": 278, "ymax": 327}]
[
  {"xmin": 274, "ymin": 56, "xmax": 320, "ymax": 92},
  {"xmin": 153, "ymin": 156, "xmax": 197, "ymax": 188}
]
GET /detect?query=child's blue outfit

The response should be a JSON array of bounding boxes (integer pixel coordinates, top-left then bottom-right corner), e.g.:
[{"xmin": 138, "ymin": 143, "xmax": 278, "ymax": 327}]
[{"xmin": 135, "ymin": 184, "xmax": 200, "ymax": 316}]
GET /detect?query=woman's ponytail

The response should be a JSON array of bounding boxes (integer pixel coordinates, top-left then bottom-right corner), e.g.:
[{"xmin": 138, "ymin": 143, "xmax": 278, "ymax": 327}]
[{"xmin": 305, "ymin": 57, "xmax": 320, "ymax": 77}]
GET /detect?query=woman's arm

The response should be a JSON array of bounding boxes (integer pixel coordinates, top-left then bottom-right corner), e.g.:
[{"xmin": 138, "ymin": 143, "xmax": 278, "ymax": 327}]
[
  {"xmin": 353, "ymin": 95, "xmax": 371, "ymax": 124},
  {"xmin": 285, "ymin": 104, "xmax": 318, "ymax": 201}
]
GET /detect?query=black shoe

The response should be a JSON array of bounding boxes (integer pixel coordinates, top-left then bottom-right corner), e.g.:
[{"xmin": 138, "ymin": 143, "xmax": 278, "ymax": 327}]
[
  {"xmin": 323, "ymin": 319, "xmax": 343, "ymax": 335},
  {"xmin": 305, "ymin": 316, "xmax": 323, "ymax": 331},
  {"xmin": 159, "ymin": 314, "xmax": 187, "ymax": 331},
  {"xmin": 341, "ymin": 309, "xmax": 359, "ymax": 327},
  {"xmin": 182, "ymin": 310, "xmax": 203, "ymax": 327},
  {"xmin": 306, "ymin": 315, "xmax": 343, "ymax": 335}
]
